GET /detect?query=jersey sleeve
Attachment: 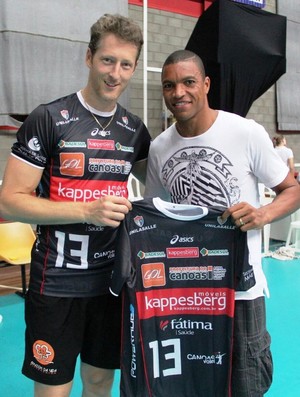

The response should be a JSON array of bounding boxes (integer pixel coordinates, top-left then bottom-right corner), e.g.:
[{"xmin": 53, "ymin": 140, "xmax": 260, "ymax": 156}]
[
  {"xmin": 135, "ymin": 121, "xmax": 152, "ymax": 163},
  {"xmin": 11, "ymin": 105, "xmax": 56, "ymax": 168},
  {"xmin": 109, "ymin": 218, "xmax": 133, "ymax": 296},
  {"xmin": 234, "ymin": 229, "xmax": 256, "ymax": 291}
]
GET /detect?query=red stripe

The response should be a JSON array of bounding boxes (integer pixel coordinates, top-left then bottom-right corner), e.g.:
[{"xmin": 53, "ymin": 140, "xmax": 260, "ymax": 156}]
[
  {"xmin": 0, "ymin": 125, "xmax": 18, "ymax": 131},
  {"xmin": 137, "ymin": 287, "xmax": 235, "ymax": 319},
  {"xmin": 128, "ymin": 0, "xmax": 215, "ymax": 17}
]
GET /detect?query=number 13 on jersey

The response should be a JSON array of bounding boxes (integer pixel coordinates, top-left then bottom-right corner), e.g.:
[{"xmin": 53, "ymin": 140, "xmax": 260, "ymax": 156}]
[{"xmin": 149, "ymin": 338, "xmax": 182, "ymax": 378}]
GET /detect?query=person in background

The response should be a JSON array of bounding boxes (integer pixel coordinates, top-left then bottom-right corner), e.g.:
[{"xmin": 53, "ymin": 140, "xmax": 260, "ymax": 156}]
[
  {"xmin": 144, "ymin": 49, "xmax": 300, "ymax": 397},
  {"xmin": 0, "ymin": 14, "xmax": 151, "ymax": 397},
  {"xmin": 273, "ymin": 135, "xmax": 295, "ymax": 176}
]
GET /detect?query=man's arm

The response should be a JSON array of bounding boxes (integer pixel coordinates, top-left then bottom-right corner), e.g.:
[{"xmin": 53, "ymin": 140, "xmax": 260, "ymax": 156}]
[
  {"xmin": 222, "ymin": 172, "xmax": 300, "ymax": 231},
  {"xmin": 0, "ymin": 155, "xmax": 131, "ymax": 227},
  {"xmin": 287, "ymin": 157, "xmax": 295, "ymax": 176}
]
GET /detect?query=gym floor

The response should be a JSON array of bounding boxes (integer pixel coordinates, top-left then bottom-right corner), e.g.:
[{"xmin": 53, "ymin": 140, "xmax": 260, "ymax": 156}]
[{"xmin": 0, "ymin": 246, "xmax": 299, "ymax": 396}]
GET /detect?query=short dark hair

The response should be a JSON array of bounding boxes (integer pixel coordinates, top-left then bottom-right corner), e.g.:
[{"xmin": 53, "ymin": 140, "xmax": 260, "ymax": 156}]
[
  {"xmin": 88, "ymin": 14, "xmax": 144, "ymax": 60},
  {"xmin": 163, "ymin": 50, "xmax": 206, "ymax": 78}
]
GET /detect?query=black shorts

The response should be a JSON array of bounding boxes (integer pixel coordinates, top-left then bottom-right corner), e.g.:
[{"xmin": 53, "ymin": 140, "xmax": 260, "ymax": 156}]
[
  {"xmin": 232, "ymin": 297, "xmax": 273, "ymax": 397},
  {"xmin": 22, "ymin": 291, "xmax": 122, "ymax": 385}
]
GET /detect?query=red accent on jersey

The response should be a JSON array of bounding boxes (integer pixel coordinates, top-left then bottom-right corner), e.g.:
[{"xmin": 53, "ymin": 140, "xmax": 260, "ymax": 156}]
[
  {"xmin": 50, "ymin": 176, "xmax": 128, "ymax": 202},
  {"xmin": 136, "ymin": 287, "xmax": 235, "ymax": 319},
  {"xmin": 59, "ymin": 152, "xmax": 85, "ymax": 176},
  {"xmin": 87, "ymin": 139, "xmax": 115, "ymax": 150},
  {"xmin": 166, "ymin": 247, "xmax": 200, "ymax": 258},
  {"xmin": 141, "ymin": 263, "xmax": 166, "ymax": 288}
]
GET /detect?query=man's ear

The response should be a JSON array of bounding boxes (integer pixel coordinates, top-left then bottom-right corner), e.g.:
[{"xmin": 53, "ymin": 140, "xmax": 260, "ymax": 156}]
[
  {"xmin": 85, "ymin": 48, "xmax": 93, "ymax": 68},
  {"xmin": 132, "ymin": 60, "xmax": 138, "ymax": 75},
  {"xmin": 204, "ymin": 76, "xmax": 211, "ymax": 94}
]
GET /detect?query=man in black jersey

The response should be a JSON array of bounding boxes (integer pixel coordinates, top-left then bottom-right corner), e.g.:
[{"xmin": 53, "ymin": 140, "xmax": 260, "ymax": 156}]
[{"xmin": 0, "ymin": 13, "xmax": 151, "ymax": 397}]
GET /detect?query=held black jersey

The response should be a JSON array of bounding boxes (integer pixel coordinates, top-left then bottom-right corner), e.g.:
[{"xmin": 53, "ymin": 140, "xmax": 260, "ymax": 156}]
[
  {"xmin": 11, "ymin": 93, "xmax": 151, "ymax": 297},
  {"xmin": 110, "ymin": 198, "xmax": 255, "ymax": 397}
]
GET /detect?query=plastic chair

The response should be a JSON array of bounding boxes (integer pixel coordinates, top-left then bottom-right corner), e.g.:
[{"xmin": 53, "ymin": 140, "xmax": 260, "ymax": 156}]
[
  {"xmin": 127, "ymin": 174, "xmax": 143, "ymax": 201},
  {"xmin": 285, "ymin": 209, "xmax": 300, "ymax": 253},
  {"xmin": 0, "ymin": 222, "xmax": 36, "ymax": 297}
]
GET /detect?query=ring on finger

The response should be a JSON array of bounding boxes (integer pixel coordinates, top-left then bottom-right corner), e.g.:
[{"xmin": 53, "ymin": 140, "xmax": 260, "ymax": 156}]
[{"xmin": 239, "ymin": 218, "xmax": 244, "ymax": 226}]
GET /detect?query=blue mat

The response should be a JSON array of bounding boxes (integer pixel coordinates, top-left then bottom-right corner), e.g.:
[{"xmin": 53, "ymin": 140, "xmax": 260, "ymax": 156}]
[
  {"xmin": 263, "ymin": 256, "xmax": 300, "ymax": 397},
  {"xmin": 0, "ymin": 256, "xmax": 299, "ymax": 396}
]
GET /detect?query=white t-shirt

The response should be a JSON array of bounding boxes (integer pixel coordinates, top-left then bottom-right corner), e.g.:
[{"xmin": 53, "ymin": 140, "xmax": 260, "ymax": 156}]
[
  {"xmin": 145, "ymin": 110, "xmax": 289, "ymax": 300},
  {"xmin": 275, "ymin": 145, "xmax": 294, "ymax": 166}
]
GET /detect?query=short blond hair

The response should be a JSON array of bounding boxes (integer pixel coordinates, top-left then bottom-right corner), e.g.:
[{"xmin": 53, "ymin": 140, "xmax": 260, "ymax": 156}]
[{"xmin": 88, "ymin": 13, "xmax": 143, "ymax": 60}]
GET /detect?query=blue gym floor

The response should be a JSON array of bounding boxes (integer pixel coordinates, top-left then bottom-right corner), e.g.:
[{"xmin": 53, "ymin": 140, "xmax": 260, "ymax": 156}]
[{"xmin": 0, "ymin": 254, "xmax": 299, "ymax": 396}]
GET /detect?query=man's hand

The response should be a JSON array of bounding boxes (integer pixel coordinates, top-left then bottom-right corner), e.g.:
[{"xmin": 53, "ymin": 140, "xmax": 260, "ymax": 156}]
[
  {"xmin": 85, "ymin": 196, "xmax": 132, "ymax": 227},
  {"xmin": 221, "ymin": 202, "xmax": 268, "ymax": 231}
]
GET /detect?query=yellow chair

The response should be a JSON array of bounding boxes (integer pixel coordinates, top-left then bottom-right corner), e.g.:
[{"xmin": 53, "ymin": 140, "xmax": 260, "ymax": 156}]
[{"xmin": 0, "ymin": 222, "xmax": 36, "ymax": 297}]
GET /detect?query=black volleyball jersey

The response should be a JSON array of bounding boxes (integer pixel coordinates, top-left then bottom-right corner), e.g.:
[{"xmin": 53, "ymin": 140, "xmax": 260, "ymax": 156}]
[
  {"xmin": 11, "ymin": 93, "xmax": 151, "ymax": 297},
  {"xmin": 110, "ymin": 198, "xmax": 255, "ymax": 397}
]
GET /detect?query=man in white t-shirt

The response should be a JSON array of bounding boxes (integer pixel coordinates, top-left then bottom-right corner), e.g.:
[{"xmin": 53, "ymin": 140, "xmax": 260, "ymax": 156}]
[
  {"xmin": 273, "ymin": 135, "xmax": 295, "ymax": 176},
  {"xmin": 145, "ymin": 49, "xmax": 300, "ymax": 397}
]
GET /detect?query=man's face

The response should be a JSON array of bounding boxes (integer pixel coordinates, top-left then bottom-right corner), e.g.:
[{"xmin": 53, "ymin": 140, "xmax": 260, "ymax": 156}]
[
  {"xmin": 86, "ymin": 33, "xmax": 138, "ymax": 110},
  {"xmin": 161, "ymin": 59, "xmax": 210, "ymax": 122}
]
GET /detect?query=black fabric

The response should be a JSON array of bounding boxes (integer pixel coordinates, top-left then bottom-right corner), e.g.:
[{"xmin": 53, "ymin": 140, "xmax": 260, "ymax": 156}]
[
  {"xmin": 111, "ymin": 198, "xmax": 254, "ymax": 396},
  {"xmin": 186, "ymin": 0, "xmax": 287, "ymax": 117}
]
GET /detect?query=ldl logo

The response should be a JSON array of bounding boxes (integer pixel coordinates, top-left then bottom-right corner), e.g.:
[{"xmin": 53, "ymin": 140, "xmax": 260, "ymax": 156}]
[{"xmin": 141, "ymin": 263, "xmax": 166, "ymax": 288}]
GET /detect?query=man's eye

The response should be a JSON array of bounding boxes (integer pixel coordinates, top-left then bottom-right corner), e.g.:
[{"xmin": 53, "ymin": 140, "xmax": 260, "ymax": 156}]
[
  {"xmin": 102, "ymin": 58, "xmax": 113, "ymax": 64},
  {"xmin": 185, "ymin": 80, "xmax": 195, "ymax": 86},
  {"xmin": 122, "ymin": 62, "xmax": 133, "ymax": 70}
]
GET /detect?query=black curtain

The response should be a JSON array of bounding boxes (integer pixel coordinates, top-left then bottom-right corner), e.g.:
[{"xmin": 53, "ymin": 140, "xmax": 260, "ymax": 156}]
[{"xmin": 186, "ymin": 0, "xmax": 287, "ymax": 117}]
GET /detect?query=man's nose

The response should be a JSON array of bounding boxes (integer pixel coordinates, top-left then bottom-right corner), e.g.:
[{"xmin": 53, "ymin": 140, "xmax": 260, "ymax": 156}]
[
  {"xmin": 108, "ymin": 62, "xmax": 121, "ymax": 78},
  {"xmin": 174, "ymin": 84, "xmax": 185, "ymax": 97}
]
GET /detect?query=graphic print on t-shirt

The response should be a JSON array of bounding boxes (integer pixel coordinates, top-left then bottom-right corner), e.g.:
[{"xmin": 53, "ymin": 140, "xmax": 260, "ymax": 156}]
[{"xmin": 161, "ymin": 146, "xmax": 241, "ymax": 207}]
